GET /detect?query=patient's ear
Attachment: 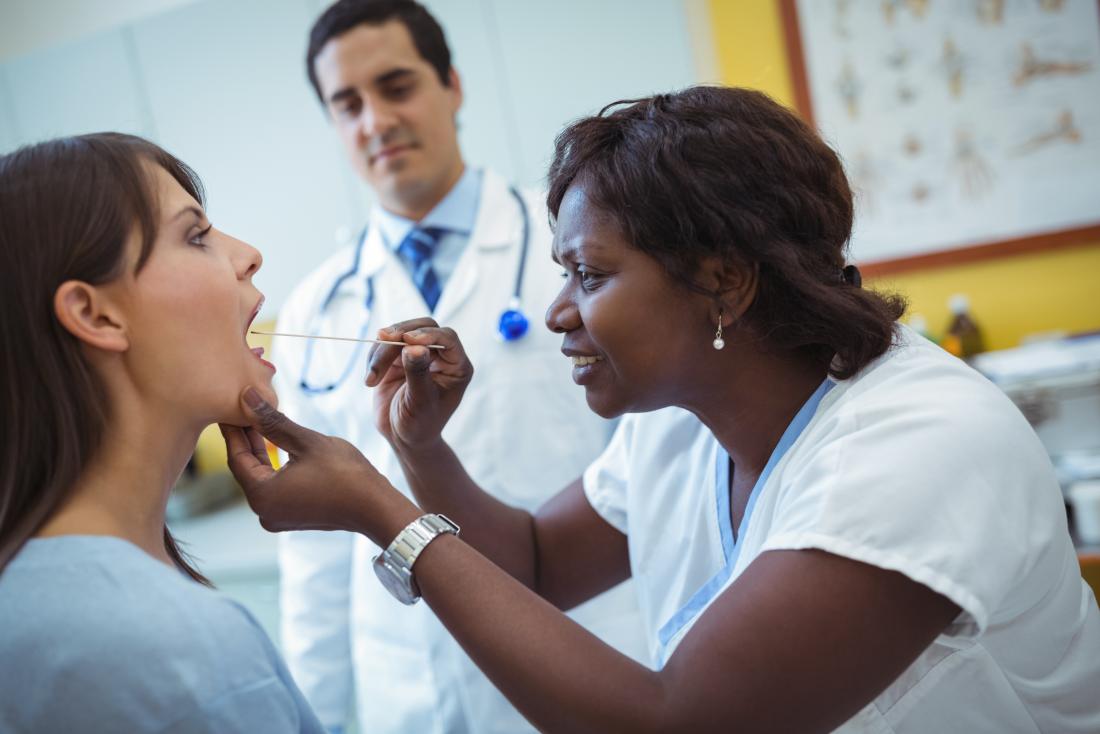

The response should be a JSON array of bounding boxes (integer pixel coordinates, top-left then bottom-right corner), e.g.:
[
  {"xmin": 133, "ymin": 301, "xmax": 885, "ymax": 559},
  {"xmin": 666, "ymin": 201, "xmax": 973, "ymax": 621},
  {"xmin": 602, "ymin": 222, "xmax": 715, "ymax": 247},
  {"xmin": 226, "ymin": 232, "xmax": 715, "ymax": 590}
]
[{"xmin": 54, "ymin": 280, "xmax": 129, "ymax": 353}]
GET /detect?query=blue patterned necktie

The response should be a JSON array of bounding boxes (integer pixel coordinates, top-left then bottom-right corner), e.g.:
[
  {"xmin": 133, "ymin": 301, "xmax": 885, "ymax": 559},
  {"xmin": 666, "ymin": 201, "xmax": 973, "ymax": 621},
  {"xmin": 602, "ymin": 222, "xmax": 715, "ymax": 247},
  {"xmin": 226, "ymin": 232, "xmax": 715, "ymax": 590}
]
[{"xmin": 397, "ymin": 226, "xmax": 444, "ymax": 311}]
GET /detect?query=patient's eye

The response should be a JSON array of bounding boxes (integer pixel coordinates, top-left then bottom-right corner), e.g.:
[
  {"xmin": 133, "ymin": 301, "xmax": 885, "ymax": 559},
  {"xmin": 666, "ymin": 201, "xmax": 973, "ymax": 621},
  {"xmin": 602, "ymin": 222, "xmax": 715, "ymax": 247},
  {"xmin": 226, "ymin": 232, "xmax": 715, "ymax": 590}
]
[{"xmin": 189, "ymin": 223, "xmax": 212, "ymax": 248}]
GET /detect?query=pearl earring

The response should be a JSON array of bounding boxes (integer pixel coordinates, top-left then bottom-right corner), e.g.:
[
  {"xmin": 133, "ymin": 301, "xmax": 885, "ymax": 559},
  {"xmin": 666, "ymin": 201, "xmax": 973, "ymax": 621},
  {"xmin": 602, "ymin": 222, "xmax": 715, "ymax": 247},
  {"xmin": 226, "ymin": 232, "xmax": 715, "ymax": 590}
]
[{"xmin": 713, "ymin": 311, "xmax": 725, "ymax": 350}]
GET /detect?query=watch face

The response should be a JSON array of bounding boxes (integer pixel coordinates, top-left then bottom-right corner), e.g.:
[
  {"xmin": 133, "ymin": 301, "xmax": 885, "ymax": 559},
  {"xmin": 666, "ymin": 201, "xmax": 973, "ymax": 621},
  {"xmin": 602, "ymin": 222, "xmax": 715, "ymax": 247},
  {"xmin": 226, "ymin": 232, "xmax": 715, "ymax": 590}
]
[{"xmin": 373, "ymin": 554, "xmax": 418, "ymax": 605}]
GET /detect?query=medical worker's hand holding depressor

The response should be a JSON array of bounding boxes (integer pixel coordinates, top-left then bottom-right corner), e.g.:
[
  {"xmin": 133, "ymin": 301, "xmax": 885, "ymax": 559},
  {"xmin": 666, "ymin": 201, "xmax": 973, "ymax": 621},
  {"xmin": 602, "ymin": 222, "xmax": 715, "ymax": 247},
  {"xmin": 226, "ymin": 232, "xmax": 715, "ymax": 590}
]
[
  {"xmin": 363, "ymin": 317, "xmax": 473, "ymax": 451},
  {"xmin": 221, "ymin": 317, "xmax": 474, "ymax": 543}
]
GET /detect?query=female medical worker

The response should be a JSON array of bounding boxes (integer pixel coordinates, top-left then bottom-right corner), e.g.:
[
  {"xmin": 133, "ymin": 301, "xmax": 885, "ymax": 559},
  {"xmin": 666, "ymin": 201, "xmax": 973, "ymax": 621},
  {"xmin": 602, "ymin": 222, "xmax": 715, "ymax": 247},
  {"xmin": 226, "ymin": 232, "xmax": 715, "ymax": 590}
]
[
  {"xmin": 0, "ymin": 133, "xmax": 323, "ymax": 732},
  {"xmin": 222, "ymin": 86, "xmax": 1100, "ymax": 733}
]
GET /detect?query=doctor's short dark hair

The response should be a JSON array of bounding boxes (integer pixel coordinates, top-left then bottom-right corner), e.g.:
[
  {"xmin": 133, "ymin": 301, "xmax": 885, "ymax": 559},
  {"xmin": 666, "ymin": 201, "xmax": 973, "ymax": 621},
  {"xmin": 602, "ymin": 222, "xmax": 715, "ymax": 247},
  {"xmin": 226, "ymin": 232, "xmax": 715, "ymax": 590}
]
[
  {"xmin": 546, "ymin": 85, "xmax": 906, "ymax": 380},
  {"xmin": 306, "ymin": 0, "xmax": 452, "ymax": 104}
]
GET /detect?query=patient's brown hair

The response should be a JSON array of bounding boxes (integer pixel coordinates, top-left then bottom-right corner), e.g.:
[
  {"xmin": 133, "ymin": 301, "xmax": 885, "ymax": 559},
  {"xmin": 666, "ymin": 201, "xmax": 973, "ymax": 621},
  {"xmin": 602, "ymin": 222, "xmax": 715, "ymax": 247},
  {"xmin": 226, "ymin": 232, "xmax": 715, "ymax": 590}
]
[{"xmin": 0, "ymin": 133, "xmax": 210, "ymax": 583}]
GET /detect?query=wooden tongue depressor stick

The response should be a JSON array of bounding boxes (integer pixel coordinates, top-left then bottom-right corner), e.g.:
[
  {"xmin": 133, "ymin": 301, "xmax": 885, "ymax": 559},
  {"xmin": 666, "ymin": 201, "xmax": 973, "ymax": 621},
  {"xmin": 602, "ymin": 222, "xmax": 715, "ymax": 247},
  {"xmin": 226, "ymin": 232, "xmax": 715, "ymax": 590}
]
[{"xmin": 249, "ymin": 330, "xmax": 446, "ymax": 350}]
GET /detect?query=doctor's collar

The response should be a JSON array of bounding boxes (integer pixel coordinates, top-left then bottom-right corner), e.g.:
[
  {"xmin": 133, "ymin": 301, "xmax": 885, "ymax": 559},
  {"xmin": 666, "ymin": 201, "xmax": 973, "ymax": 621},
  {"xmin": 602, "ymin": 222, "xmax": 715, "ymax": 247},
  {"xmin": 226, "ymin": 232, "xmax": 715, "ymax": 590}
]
[{"xmin": 373, "ymin": 166, "xmax": 483, "ymax": 251}]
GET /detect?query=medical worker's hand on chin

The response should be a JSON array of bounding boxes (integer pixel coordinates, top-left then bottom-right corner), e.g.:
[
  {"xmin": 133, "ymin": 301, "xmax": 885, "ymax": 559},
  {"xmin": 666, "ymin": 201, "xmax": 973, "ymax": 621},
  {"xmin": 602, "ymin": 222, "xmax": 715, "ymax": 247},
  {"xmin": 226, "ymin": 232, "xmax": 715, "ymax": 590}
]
[
  {"xmin": 364, "ymin": 318, "xmax": 473, "ymax": 452},
  {"xmin": 219, "ymin": 387, "xmax": 421, "ymax": 545}
]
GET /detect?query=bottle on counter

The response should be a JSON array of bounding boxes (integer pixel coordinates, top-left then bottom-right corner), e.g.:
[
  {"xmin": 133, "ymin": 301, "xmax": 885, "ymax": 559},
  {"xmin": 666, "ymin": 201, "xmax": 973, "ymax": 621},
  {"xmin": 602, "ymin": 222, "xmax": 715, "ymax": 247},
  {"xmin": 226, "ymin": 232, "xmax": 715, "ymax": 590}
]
[{"xmin": 941, "ymin": 294, "xmax": 985, "ymax": 358}]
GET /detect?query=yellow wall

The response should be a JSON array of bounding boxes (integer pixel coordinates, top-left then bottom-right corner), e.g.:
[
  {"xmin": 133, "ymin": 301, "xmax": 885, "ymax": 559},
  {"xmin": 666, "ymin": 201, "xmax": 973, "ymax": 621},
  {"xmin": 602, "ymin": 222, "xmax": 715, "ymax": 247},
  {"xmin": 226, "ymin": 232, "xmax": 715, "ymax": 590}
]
[{"xmin": 706, "ymin": 0, "xmax": 1100, "ymax": 350}]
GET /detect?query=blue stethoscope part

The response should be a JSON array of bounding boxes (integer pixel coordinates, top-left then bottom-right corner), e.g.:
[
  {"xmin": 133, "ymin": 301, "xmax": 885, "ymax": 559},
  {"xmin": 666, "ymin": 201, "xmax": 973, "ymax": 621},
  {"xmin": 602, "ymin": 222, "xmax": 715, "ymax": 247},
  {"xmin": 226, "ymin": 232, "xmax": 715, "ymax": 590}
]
[
  {"xmin": 299, "ymin": 185, "xmax": 531, "ymax": 394},
  {"xmin": 497, "ymin": 186, "xmax": 531, "ymax": 342},
  {"xmin": 498, "ymin": 298, "xmax": 529, "ymax": 342}
]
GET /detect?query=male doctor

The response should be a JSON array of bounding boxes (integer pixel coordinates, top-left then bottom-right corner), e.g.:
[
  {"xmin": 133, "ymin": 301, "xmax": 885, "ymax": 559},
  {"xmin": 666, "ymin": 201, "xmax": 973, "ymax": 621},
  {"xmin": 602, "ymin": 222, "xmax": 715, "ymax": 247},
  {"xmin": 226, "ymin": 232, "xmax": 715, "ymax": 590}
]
[{"xmin": 274, "ymin": 2, "xmax": 644, "ymax": 732}]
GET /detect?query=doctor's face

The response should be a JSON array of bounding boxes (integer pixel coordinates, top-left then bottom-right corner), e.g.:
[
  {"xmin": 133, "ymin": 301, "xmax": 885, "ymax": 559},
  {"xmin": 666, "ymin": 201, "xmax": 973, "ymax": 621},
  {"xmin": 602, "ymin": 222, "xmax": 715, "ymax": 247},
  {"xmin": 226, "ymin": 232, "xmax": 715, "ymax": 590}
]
[
  {"xmin": 108, "ymin": 165, "xmax": 277, "ymax": 428},
  {"xmin": 314, "ymin": 20, "xmax": 464, "ymax": 218},
  {"xmin": 546, "ymin": 181, "xmax": 708, "ymax": 418}
]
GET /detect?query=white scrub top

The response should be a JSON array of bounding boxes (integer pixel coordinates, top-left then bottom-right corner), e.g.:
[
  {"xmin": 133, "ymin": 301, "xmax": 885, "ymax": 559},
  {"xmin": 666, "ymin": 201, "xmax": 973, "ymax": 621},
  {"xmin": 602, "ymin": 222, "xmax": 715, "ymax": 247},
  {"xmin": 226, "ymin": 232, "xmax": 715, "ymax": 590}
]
[
  {"xmin": 584, "ymin": 325, "xmax": 1100, "ymax": 733},
  {"xmin": 275, "ymin": 168, "xmax": 646, "ymax": 734}
]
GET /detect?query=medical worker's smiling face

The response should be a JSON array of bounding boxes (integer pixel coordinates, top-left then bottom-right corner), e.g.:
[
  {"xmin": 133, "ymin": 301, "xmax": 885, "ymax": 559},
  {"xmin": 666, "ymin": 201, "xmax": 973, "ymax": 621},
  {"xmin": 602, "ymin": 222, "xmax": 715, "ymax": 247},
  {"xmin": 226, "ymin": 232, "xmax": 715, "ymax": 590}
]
[
  {"xmin": 546, "ymin": 180, "xmax": 711, "ymax": 418},
  {"xmin": 314, "ymin": 20, "xmax": 464, "ymax": 220},
  {"xmin": 104, "ymin": 165, "xmax": 277, "ymax": 428}
]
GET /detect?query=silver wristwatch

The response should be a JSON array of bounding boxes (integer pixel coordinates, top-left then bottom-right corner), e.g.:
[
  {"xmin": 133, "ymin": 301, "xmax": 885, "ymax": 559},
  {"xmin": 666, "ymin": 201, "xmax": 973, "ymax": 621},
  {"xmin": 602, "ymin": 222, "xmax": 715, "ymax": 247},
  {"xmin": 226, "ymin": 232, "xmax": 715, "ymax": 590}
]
[{"xmin": 372, "ymin": 513, "xmax": 460, "ymax": 605}]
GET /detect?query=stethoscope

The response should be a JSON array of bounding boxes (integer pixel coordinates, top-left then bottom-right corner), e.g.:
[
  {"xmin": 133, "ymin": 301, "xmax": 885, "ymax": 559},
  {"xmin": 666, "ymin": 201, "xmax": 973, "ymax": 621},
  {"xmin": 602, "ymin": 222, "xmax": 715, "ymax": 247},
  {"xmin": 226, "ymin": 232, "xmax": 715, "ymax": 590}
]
[{"xmin": 299, "ymin": 186, "xmax": 531, "ymax": 394}]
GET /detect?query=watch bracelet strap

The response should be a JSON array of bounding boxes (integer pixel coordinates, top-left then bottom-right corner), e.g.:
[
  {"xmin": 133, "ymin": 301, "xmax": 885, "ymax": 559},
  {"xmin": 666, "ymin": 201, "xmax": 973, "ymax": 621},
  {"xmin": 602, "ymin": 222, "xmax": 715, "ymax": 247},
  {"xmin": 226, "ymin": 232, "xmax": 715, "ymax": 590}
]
[{"xmin": 382, "ymin": 513, "xmax": 460, "ymax": 582}]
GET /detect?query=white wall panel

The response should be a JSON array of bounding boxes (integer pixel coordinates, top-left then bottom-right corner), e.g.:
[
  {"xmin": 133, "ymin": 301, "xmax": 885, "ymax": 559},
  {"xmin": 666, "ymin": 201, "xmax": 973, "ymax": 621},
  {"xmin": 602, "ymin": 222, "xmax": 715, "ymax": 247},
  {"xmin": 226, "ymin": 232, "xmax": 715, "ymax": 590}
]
[
  {"xmin": 0, "ymin": 70, "xmax": 17, "ymax": 152},
  {"xmin": 490, "ymin": 0, "xmax": 699, "ymax": 189},
  {"xmin": 423, "ymin": 0, "xmax": 520, "ymax": 183},
  {"xmin": 0, "ymin": 0, "xmax": 202, "ymax": 62},
  {"xmin": 2, "ymin": 28, "xmax": 150, "ymax": 147}
]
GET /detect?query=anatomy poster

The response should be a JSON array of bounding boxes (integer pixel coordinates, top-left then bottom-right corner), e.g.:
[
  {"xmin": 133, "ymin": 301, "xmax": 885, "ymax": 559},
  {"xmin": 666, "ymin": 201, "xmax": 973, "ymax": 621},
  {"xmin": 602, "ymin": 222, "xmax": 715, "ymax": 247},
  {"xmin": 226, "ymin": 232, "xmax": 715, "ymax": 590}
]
[{"xmin": 789, "ymin": 0, "xmax": 1100, "ymax": 266}]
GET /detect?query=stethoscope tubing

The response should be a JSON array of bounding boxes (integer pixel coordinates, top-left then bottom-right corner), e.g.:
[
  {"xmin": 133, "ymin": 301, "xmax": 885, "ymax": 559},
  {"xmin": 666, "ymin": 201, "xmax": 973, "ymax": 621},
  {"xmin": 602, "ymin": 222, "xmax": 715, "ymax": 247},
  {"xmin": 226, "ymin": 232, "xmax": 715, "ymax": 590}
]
[
  {"xmin": 298, "ymin": 185, "xmax": 530, "ymax": 394},
  {"xmin": 507, "ymin": 186, "xmax": 529, "ymax": 306}
]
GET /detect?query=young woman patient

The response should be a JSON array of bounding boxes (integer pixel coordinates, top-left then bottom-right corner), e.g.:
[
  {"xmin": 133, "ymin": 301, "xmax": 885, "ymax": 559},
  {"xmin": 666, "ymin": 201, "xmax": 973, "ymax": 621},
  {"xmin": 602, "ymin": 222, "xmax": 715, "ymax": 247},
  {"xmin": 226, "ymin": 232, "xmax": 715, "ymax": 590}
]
[{"xmin": 0, "ymin": 133, "xmax": 323, "ymax": 733}]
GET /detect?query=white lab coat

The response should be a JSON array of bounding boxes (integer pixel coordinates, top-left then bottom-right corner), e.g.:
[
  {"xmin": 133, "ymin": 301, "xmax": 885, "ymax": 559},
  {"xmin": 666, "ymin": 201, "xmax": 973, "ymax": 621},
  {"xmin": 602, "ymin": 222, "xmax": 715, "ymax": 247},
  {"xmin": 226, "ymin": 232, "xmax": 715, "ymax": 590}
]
[{"xmin": 274, "ymin": 169, "xmax": 647, "ymax": 734}]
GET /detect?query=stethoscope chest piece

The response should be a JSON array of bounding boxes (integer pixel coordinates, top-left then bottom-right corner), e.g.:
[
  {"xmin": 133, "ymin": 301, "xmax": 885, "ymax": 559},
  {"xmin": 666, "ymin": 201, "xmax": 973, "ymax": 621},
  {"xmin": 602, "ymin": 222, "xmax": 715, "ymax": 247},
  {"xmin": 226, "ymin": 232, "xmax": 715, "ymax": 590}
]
[{"xmin": 498, "ymin": 297, "xmax": 529, "ymax": 342}]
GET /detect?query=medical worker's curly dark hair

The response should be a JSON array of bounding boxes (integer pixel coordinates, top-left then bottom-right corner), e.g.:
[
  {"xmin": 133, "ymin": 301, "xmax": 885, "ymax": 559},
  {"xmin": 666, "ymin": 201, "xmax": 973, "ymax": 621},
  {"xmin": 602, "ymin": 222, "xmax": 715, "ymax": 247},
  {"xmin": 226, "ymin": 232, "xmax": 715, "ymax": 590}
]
[
  {"xmin": 306, "ymin": 0, "xmax": 452, "ymax": 104},
  {"xmin": 546, "ymin": 86, "xmax": 906, "ymax": 380},
  {"xmin": 0, "ymin": 133, "xmax": 210, "ymax": 584}
]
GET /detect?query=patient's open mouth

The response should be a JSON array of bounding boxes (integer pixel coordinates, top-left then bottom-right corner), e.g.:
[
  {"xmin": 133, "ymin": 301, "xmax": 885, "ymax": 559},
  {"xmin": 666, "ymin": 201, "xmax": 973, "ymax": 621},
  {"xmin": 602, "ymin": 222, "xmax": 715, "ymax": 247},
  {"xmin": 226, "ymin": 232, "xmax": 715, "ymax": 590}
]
[
  {"xmin": 246, "ymin": 297, "xmax": 276, "ymax": 373},
  {"xmin": 245, "ymin": 297, "xmax": 264, "ymax": 337}
]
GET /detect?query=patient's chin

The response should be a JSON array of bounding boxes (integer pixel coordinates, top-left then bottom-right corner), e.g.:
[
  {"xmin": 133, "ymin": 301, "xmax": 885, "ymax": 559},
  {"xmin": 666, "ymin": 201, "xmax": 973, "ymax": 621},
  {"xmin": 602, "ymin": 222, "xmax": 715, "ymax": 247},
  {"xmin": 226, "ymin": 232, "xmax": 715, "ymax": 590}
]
[
  {"xmin": 254, "ymin": 383, "xmax": 278, "ymax": 409},
  {"xmin": 223, "ymin": 383, "xmax": 280, "ymax": 428}
]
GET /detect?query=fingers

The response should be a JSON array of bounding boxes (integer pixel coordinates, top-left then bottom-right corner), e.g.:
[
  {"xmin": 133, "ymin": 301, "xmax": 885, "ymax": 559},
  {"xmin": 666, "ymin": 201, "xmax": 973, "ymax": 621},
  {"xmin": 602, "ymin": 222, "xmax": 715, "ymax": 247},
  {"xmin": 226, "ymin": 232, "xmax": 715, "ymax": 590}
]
[
  {"xmin": 245, "ymin": 427, "xmax": 273, "ymax": 469},
  {"xmin": 397, "ymin": 326, "xmax": 468, "ymax": 368},
  {"xmin": 403, "ymin": 327, "xmax": 473, "ymax": 380},
  {"xmin": 400, "ymin": 345, "xmax": 435, "ymax": 408},
  {"xmin": 219, "ymin": 423, "xmax": 275, "ymax": 489},
  {"xmin": 240, "ymin": 387, "xmax": 319, "ymax": 455},
  {"xmin": 384, "ymin": 317, "xmax": 440, "ymax": 334},
  {"xmin": 402, "ymin": 325, "xmax": 451, "ymax": 349},
  {"xmin": 363, "ymin": 320, "xmax": 474, "ymax": 388},
  {"xmin": 365, "ymin": 317, "xmax": 438, "ymax": 386},
  {"xmin": 366, "ymin": 344, "xmax": 402, "ymax": 387}
]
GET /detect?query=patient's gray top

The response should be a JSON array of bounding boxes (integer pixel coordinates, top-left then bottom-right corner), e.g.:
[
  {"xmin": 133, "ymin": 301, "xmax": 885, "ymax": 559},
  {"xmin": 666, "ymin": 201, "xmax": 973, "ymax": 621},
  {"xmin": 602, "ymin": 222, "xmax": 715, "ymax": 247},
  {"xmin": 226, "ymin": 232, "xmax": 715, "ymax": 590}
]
[{"xmin": 0, "ymin": 535, "xmax": 324, "ymax": 734}]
